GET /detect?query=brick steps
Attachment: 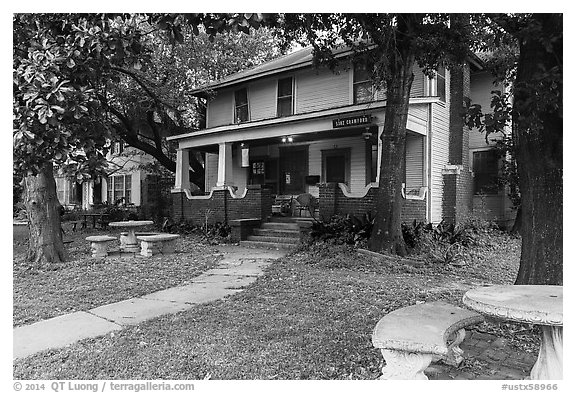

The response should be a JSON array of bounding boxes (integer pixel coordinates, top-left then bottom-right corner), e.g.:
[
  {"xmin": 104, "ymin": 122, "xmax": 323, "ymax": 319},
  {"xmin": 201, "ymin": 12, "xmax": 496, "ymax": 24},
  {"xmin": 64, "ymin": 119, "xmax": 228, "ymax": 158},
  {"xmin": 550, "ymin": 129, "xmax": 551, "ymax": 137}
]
[
  {"xmin": 253, "ymin": 228, "xmax": 301, "ymax": 238},
  {"xmin": 240, "ymin": 216, "xmax": 303, "ymax": 251},
  {"xmin": 240, "ymin": 240, "xmax": 298, "ymax": 250},
  {"xmin": 246, "ymin": 235, "xmax": 300, "ymax": 244},
  {"xmin": 260, "ymin": 222, "xmax": 300, "ymax": 231}
]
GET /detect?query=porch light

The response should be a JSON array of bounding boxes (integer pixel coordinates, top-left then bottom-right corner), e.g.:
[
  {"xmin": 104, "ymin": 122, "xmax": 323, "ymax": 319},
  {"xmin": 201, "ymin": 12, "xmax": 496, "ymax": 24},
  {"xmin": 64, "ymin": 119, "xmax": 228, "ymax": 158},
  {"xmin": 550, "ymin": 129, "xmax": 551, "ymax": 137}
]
[
  {"xmin": 281, "ymin": 137, "xmax": 287, "ymax": 143},
  {"xmin": 287, "ymin": 136, "xmax": 293, "ymax": 143}
]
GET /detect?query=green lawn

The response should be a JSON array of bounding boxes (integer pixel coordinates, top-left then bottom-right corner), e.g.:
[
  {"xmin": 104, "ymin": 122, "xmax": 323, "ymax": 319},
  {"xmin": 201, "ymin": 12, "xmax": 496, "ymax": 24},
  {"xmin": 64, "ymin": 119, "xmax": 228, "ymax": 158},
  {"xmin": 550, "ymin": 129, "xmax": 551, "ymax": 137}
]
[{"xmin": 13, "ymin": 230, "xmax": 540, "ymax": 380}]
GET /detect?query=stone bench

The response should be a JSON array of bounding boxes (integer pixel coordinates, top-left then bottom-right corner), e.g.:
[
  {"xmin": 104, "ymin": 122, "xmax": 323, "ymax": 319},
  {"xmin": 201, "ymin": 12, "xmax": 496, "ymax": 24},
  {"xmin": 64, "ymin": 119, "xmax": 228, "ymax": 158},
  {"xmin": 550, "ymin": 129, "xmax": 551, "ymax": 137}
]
[
  {"xmin": 372, "ymin": 301, "xmax": 484, "ymax": 380},
  {"xmin": 119, "ymin": 232, "xmax": 160, "ymax": 250},
  {"xmin": 85, "ymin": 235, "xmax": 117, "ymax": 258},
  {"xmin": 136, "ymin": 234, "xmax": 180, "ymax": 257}
]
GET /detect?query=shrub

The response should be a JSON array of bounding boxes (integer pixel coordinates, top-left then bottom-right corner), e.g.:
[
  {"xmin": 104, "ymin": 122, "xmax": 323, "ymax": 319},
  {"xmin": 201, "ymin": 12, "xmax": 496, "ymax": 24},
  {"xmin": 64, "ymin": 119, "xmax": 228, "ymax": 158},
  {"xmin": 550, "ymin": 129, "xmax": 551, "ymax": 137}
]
[{"xmin": 310, "ymin": 213, "xmax": 374, "ymax": 247}]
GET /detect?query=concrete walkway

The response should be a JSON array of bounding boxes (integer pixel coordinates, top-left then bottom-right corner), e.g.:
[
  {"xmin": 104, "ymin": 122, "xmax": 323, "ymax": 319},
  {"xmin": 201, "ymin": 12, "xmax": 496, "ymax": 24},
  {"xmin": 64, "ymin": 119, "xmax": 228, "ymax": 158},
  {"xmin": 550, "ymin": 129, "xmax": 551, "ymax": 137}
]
[{"xmin": 13, "ymin": 245, "xmax": 286, "ymax": 360}]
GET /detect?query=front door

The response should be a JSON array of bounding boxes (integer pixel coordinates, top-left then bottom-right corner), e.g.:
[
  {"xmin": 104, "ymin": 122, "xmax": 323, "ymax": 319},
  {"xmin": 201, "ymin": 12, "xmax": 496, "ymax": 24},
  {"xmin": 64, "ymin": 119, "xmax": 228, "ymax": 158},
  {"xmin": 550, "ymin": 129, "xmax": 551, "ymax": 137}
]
[{"xmin": 279, "ymin": 146, "xmax": 308, "ymax": 195}]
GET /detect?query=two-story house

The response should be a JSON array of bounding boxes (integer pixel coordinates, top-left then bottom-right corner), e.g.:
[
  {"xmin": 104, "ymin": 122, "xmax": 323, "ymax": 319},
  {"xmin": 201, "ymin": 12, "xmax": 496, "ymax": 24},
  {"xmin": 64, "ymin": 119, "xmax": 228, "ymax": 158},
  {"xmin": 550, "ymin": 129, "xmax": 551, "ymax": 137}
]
[{"xmin": 167, "ymin": 46, "xmax": 514, "ymax": 234}]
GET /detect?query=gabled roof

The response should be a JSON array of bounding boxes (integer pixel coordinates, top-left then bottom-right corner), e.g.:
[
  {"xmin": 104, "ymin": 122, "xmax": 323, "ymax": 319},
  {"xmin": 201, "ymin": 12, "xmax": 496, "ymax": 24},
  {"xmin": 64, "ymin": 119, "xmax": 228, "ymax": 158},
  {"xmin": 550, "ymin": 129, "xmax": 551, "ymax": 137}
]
[
  {"xmin": 189, "ymin": 45, "xmax": 354, "ymax": 97},
  {"xmin": 190, "ymin": 45, "xmax": 485, "ymax": 97}
]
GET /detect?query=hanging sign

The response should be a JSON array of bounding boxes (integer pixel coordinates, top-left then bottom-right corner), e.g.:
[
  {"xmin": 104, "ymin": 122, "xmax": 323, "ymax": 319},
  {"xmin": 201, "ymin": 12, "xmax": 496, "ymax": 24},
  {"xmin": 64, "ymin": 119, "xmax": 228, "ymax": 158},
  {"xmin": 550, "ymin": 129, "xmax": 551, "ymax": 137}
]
[
  {"xmin": 241, "ymin": 146, "xmax": 250, "ymax": 167},
  {"xmin": 332, "ymin": 114, "xmax": 372, "ymax": 128}
]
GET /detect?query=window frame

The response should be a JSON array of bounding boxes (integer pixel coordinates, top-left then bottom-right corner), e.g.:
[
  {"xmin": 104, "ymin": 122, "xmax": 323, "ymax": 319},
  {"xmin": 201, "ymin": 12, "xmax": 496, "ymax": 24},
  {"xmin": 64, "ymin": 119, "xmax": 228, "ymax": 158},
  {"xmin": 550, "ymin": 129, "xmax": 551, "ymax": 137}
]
[
  {"xmin": 353, "ymin": 60, "xmax": 375, "ymax": 104},
  {"xmin": 234, "ymin": 87, "xmax": 249, "ymax": 123},
  {"xmin": 107, "ymin": 174, "xmax": 132, "ymax": 204},
  {"xmin": 472, "ymin": 149, "xmax": 500, "ymax": 195},
  {"xmin": 321, "ymin": 148, "xmax": 351, "ymax": 185},
  {"xmin": 276, "ymin": 76, "xmax": 294, "ymax": 117}
]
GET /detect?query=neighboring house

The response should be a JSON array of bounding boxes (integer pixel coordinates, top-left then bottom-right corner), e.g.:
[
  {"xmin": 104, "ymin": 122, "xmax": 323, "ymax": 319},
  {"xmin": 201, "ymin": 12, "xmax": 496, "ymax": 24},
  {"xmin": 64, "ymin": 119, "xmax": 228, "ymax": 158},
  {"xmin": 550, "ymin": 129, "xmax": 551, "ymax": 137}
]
[
  {"xmin": 167, "ymin": 46, "xmax": 515, "ymax": 228},
  {"xmin": 468, "ymin": 71, "xmax": 516, "ymax": 227},
  {"xmin": 55, "ymin": 141, "xmax": 152, "ymax": 210}
]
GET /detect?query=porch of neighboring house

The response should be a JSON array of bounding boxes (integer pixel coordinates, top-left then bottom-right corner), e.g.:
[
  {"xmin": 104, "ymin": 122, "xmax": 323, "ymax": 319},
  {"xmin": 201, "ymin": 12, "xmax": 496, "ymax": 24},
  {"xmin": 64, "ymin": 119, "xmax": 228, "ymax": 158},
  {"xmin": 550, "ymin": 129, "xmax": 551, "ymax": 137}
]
[{"xmin": 169, "ymin": 110, "xmax": 430, "ymax": 244}]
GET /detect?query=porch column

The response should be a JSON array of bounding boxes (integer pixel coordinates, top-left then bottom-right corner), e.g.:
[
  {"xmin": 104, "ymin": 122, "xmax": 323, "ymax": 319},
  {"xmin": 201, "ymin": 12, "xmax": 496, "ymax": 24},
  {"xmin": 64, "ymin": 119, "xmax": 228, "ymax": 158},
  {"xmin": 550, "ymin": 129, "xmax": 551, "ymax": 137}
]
[
  {"xmin": 174, "ymin": 149, "xmax": 190, "ymax": 191},
  {"xmin": 216, "ymin": 142, "xmax": 234, "ymax": 187}
]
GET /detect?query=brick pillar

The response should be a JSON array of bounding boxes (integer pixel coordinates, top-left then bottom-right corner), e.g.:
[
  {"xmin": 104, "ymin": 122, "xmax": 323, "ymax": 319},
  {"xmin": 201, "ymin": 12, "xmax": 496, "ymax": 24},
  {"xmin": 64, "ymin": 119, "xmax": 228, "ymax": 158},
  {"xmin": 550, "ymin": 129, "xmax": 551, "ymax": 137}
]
[{"xmin": 318, "ymin": 183, "xmax": 338, "ymax": 222}]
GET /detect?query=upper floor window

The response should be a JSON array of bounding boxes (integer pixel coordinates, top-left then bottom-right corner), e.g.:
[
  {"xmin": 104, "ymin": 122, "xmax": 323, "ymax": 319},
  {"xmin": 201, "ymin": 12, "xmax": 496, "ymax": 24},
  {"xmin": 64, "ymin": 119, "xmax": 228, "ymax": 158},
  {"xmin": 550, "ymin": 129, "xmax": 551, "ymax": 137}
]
[
  {"xmin": 353, "ymin": 61, "xmax": 375, "ymax": 104},
  {"xmin": 436, "ymin": 66, "xmax": 446, "ymax": 102},
  {"xmin": 473, "ymin": 150, "xmax": 499, "ymax": 195},
  {"xmin": 277, "ymin": 77, "xmax": 293, "ymax": 117},
  {"xmin": 234, "ymin": 88, "xmax": 249, "ymax": 123},
  {"xmin": 110, "ymin": 140, "xmax": 125, "ymax": 155}
]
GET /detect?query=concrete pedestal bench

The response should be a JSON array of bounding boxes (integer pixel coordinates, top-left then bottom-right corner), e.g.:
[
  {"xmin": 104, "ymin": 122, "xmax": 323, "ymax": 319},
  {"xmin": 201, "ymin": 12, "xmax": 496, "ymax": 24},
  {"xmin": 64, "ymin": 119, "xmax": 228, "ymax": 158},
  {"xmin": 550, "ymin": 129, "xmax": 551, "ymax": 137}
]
[
  {"xmin": 372, "ymin": 301, "xmax": 484, "ymax": 380},
  {"xmin": 136, "ymin": 234, "xmax": 180, "ymax": 257},
  {"xmin": 85, "ymin": 235, "xmax": 117, "ymax": 258},
  {"xmin": 120, "ymin": 232, "xmax": 160, "ymax": 250}
]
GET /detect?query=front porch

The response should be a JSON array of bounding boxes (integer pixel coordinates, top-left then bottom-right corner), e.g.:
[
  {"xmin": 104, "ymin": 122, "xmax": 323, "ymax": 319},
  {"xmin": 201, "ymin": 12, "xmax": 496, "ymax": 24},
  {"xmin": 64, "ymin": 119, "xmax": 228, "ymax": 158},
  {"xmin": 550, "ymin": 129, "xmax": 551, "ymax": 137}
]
[{"xmin": 168, "ymin": 105, "xmax": 430, "ymax": 234}]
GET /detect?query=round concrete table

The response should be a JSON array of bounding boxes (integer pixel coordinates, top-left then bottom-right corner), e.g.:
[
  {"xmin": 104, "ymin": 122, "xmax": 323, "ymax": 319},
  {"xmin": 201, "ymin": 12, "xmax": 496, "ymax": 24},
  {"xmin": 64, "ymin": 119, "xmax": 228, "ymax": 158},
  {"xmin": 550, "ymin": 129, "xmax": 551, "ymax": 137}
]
[
  {"xmin": 463, "ymin": 285, "xmax": 562, "ymax": 380},
  {"xmin": 108, "ymin": 220, "xmax": 154, "ymax": 253}
]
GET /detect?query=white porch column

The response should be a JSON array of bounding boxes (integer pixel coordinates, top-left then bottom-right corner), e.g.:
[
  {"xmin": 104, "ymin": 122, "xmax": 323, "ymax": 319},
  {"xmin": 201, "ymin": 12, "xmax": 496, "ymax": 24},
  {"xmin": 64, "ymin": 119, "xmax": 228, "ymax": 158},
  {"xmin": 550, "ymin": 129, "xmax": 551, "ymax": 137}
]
[
  {"xmin": 174, "ymin": 149, "xmax": 191, "ymax": 191},
  {"xmin": 216, "ymin": 142, "xmax": 234, "ymax": 187}
]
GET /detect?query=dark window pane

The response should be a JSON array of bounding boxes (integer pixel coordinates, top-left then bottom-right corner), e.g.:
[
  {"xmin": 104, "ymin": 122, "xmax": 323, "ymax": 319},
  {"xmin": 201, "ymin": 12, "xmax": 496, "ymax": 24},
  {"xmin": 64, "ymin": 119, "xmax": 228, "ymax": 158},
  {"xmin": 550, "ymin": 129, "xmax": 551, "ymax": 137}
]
[
  {"xmin": 353, "ymin": 62, "xmax": 370, "ymax": 82},
  {"xmin": 473, "ymin": 150, "xmax": 499, "ymax": 194},
  {"xmin": 234, "ymin": 88, "xmax": 248, "ymax": 106},
  {"xmin": 234, "ymin": 88, "xmax": 249, "ymax": 123},
  {"xmin": 235, "ymin": 105, "xmax": 249, "ymax": 123},
  {"xmin": 278, "ymin": 77, "xmax": 293, "ymax": 97},
  {"xmin": 277, "ymin": 97, "xmax": 292, "ymax": 117}
]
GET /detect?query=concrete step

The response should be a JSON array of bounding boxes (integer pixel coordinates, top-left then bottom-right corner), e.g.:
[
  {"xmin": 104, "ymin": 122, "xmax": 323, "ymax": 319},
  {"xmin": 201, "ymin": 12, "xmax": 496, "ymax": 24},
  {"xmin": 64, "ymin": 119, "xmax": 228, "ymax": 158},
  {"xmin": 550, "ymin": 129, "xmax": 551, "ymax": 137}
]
[
  {"xmin": 253, "ymin": 228, "xmax": 300, "ymax": 238},
  {"xmin": 240, "ymin": 240, "xmax": 298, "ymax": 251},
  {"xmin": 247, "ymin": 235, "xmax": 300, "ymax": 244},
  {"xmin": 261, "ymin": 222, "xmax": 300, "ymax": 230}
]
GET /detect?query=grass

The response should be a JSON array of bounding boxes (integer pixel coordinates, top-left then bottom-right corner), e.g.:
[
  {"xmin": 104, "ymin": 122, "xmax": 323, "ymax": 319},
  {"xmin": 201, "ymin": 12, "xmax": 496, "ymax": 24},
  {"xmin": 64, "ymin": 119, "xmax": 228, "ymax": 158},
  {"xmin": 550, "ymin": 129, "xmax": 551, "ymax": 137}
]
[
  {"xmin": 13, "ymin": 227, "xmax": 540, "ymax": 380},
  {"xmin": 13, "ymin": 222, "xmax": 223, "ymax": 327}
]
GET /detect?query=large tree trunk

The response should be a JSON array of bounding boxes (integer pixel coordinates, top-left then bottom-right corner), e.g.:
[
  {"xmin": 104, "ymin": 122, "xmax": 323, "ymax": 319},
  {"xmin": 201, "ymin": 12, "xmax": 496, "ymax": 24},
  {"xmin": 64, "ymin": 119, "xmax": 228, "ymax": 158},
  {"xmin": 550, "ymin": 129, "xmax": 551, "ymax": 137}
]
[
  {"xmin": 23, "ymin": 163, "xmax": 67, "ymax": 266},
  {"xmin": 367, "ymin": 17, "xmax": 417, "ymax": 256},
  {"xmin": 513, "ymin": 14, "xmax": 562, "ymax": 285}
]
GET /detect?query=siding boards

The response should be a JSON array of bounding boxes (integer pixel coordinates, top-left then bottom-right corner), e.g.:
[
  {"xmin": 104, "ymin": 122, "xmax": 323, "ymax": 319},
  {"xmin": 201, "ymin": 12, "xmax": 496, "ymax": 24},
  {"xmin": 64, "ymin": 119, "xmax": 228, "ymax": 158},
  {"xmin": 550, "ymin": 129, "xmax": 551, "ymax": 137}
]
[
  {"xmin": 207, "ymin": 90, "xmax": 232, "ymax": 127},
  {"xmin": 295, "ymin": 68, "xmax": 350, "ymax": 113},
  {"xmin": 249, "ymin": 79, "xmax": 277, "ymax": 121},
  {"xmin": 406, "ymin": 133, "xmax": 424, "ymax": 188},
  {"xmin": 410, "ymin": 65, "xmax": 427, "ymax": 97},
  {"xmin": 469, "ymin": 71, "xmax": 503, "ymax": 149},
  {"xmin": 430, "ymin": 68, "xmax": 451, "ymax": 223}
]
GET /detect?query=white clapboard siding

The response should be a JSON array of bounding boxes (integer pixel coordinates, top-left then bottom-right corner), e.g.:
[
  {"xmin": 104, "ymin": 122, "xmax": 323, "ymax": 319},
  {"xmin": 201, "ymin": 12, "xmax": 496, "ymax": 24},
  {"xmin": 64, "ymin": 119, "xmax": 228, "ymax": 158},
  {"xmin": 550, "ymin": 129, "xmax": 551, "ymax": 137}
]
[
  {"xmin": 207, "ymin": 90, "xmax": 232, "ymax": 128},
  {"xmin": 295, "ymin": 68, "xmax": 351, "ymax": 113},
  {"xmin": 469, "ymin": 71, "xmax": 504, "ymax": 149},
  {"xmin": 249, "ymin": 79, "xmax": 277, "ymax": 121},
  {"xmin": 307, "ymin": 137, "xmax": 367, "ymax": 197},
  {"xmin": 429, "ymin": 70, "xmax": 451, "ymax": 223},
  {"xmin": 375, "ymin": 65, "xmax": 427, "ymax": 101},
  {"xmin": 406, "ymin": 133, "xmax": 424, "ymax": 188}
]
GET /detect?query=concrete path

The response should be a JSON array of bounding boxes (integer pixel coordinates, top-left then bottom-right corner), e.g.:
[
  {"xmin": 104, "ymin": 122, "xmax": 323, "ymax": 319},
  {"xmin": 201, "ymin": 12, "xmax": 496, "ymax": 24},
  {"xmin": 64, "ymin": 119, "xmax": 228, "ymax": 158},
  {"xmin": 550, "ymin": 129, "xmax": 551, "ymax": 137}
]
[{"xmin": 13, "ymin": 245, "xmax": 286, "ymax": 360}]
